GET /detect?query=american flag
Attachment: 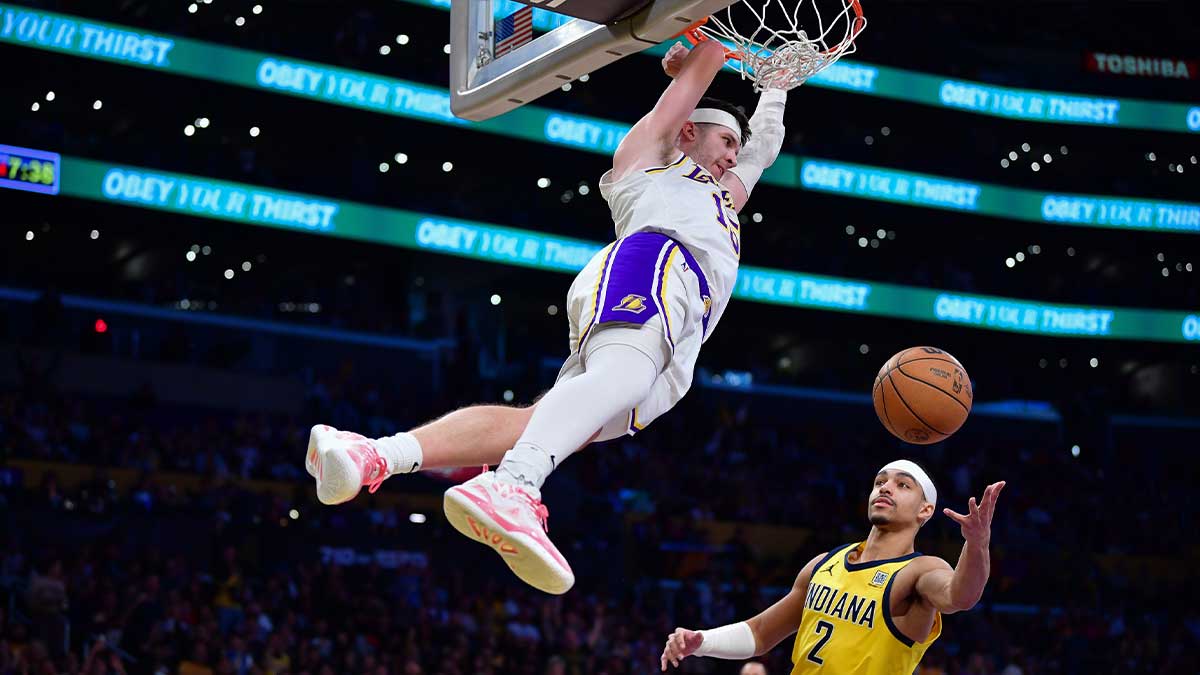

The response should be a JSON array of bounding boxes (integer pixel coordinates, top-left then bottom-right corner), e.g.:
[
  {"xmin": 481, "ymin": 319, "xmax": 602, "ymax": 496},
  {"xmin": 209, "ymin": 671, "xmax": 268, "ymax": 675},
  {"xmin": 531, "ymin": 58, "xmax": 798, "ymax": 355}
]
[{"xmin": 493, "ymin": 6, "xmax": 533, "ymax": 58}]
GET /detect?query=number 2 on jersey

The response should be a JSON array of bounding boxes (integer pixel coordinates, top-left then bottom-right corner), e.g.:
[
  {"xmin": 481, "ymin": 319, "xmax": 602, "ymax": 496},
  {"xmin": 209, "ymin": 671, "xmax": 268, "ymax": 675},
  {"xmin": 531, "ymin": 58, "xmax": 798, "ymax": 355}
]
[
  {"xmin": 710, "ymin": 191, "xmax": 740, "ymax": 258},
  {"xmin": 806, "ymin": 620, "xmax": 835, "ymax": 665}
]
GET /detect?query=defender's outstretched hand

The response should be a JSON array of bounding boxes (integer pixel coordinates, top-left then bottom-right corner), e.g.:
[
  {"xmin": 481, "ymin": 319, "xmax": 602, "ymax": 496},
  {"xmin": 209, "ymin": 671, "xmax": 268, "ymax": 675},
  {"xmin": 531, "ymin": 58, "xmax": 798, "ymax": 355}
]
[
  {"xmin": 660, "ymin": 627, "xmax": 703, "ymax": 670},
  {"xmin": 943, "ymin": 481, "xmax": 1005, "ymax": 547}
]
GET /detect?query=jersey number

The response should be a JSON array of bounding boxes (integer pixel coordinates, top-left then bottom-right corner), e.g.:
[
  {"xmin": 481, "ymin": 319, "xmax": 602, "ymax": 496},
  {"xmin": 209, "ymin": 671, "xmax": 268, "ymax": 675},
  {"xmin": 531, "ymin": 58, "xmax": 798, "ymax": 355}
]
[
  {"xmin": 710, "ymin": 192, "xmax": 741, "ymax": 258},
  {"xmin": 805, "ymin": 620, "xmax": 835, "ymax": 665}
]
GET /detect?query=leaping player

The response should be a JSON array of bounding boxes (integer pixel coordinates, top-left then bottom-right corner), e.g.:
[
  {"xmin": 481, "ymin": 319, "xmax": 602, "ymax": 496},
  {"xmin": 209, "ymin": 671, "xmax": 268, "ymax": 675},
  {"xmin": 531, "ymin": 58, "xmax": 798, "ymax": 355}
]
[
  {"xmin": 305, "ymin": 38, "xmax": 787, "ymax": 594},
  {"xmin": 660, "ymin": 462, "xmax": 1006, "ymax": 674}
]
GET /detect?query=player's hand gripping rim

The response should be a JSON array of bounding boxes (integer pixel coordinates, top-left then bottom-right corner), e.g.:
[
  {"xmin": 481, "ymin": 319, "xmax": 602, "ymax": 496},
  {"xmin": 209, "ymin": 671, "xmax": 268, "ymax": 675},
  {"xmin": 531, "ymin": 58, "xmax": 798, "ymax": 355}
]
[
  {"xmin": 662, "ymin": 42, "xmax": 690, "ymax": 79},
  {"xmin": 662, "ymin": 36, "xmax": 738, "ymax": 80}
]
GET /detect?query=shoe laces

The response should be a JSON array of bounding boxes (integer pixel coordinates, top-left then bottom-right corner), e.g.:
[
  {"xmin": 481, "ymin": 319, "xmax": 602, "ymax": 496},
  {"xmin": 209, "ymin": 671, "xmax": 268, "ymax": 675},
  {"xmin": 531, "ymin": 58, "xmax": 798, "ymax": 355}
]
[
  {"xmin": 365, "ymin": 456, "xmax": 388, "ymax": 494},
  {"xmin": 350, "ymin": 443, "xmax": 389, "ymax": 494},
  {"xmin": 526, "ymin": 496, "xmax": 550, "ymax": 533},
  {"xmin": 513, "ymin": 485, "xmax": 551, "ymax": 533},
  {"xmin": 486, "ymin": 468, "xmax": 549, "ymax": 532}
]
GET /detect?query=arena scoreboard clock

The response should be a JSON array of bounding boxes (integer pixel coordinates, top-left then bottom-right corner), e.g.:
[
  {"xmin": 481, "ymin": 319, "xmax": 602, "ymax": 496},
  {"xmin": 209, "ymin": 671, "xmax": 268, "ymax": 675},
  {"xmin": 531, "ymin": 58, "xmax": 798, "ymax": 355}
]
[{"xmin": 0, "ymin": 144, "xmax": 61, "ymax": 195}]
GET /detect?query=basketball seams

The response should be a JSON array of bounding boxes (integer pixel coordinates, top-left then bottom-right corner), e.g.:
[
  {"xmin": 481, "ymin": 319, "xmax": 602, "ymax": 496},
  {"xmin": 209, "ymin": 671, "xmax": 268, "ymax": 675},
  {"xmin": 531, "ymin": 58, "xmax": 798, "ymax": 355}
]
[
  {"xmin": 885, "ymin": 373, "xmax": 949, "ymax": 437},
  {"xmin": 893, "ymin": 355, "xmax": 962, "ymax": 370},
  {"xmin": 873, "ymin": 377, "xmax": 900, "ymax": 439},
  {"xmin": 894, "ymin": 366, "xmax": 971, "ymax": 414},
  {"xmin": 897, "ymin": 348, "xmax": 963, "ymax": 370}
]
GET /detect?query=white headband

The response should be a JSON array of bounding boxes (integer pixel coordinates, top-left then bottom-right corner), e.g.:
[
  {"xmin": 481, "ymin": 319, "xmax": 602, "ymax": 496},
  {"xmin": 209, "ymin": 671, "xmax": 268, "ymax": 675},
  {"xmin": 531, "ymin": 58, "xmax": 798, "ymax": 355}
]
[
  {"xmin": 879, "ymin": 460, "xmax": 937, "ymax": 507},
  {"xmin": 688, "ymin": 108, "xmax": 742, "ymax": 140}
]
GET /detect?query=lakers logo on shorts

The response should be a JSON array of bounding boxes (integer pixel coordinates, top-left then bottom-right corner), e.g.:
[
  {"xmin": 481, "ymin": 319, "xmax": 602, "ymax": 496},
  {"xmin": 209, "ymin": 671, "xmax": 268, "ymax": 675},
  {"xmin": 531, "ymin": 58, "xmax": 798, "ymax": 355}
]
[
  {"xmin": 702, "ymin": 295, "xmax": 713, "ymax": 318},
  {"xmin": 612, "ymin": 294, "xmax": 649, "ymax": 314}
]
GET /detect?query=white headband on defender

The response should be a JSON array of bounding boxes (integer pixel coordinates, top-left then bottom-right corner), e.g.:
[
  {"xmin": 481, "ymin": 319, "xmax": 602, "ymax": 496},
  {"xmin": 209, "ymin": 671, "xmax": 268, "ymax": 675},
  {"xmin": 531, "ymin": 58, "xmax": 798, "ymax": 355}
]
[
  {"xmin": 688, "ymin": 108, "xmax": 742, "ymax": 140},
  {"xmin": 880, "ymin": 460, "xmax": 937, "ymax": 507}
]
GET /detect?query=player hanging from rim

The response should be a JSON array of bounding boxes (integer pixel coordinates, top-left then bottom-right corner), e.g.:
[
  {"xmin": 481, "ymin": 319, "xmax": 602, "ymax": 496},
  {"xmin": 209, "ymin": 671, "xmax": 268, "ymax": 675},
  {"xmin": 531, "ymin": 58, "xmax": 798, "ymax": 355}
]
[
  {"xmin": 660, "ymin": 462, "xmax": 1006, "ymax": 675},
  {"xmin": 305, "ymin": 37, "xmax": 788, "ymax": 595}
]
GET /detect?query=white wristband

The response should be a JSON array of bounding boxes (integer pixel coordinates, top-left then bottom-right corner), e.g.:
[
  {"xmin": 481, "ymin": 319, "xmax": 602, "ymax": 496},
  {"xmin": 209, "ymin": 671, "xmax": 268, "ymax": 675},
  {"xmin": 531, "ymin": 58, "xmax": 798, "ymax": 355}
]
[
  {"xmin": 695, "ymin": 622, "xmax": 757, "ymax": 659},
  {"xmin": 726, "ymin": 88, "xmax": 787, "ymax": 197}
]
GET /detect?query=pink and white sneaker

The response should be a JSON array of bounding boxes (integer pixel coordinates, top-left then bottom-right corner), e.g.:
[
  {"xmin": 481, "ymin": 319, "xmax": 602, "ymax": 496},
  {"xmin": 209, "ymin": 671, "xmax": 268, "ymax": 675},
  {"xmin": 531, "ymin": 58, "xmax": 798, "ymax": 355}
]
[
  {"xmin": 443, "ymin": 471, "xmax": 575, "ymax": 595},
  {"xmin": 305, "ymin": 424, "xmax": 390, "ymax": 505}
]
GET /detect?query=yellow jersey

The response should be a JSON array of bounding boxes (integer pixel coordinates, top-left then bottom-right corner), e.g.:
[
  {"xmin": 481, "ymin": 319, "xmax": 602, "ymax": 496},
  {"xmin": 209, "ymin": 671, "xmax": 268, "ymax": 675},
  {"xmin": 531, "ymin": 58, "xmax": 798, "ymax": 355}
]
[{"xmin": 790, "ymin": 542, "xmax": 941, "ymax": 675}]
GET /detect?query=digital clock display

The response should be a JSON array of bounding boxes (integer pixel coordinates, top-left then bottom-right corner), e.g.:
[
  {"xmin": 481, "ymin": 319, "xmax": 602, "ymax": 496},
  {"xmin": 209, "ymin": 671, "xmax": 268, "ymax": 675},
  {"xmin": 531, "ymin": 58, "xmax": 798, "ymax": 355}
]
[{"xmin": 0, "ymin": 144, "xmax": 61, "ymax": 195}]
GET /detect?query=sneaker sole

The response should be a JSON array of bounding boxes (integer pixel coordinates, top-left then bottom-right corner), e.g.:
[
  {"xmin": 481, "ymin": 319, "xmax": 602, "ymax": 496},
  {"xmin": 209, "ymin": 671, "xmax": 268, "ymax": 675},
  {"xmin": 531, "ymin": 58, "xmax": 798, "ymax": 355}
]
[
  {"xmin": 307, "ymin": 427, "xmax": 360, "ymax": 506},
  {"xmin": 443, "ymin": 488, "xmax": 574, "ymax": 595},
  {"xmin": 305, "ymin": 425, "xmax": 327, "ymax": 477}
]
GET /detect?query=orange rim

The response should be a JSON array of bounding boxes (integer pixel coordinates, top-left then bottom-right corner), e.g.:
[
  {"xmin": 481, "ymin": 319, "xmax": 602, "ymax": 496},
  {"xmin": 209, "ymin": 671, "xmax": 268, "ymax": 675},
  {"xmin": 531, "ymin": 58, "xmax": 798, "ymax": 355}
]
[
  {"xmin": 669, "ymin": 16, "xmax": 708, "ymax": 39},
  {"xmin": 675, "ymin": 21, "xmax": 739, "ymax": 62},
  {"xmin": 671, "ymin": 4, "xmax": 866, "ymax": 66},
  {"xmin": 820, "ymin": 0, "xmax": 866, "ymax": 56}
]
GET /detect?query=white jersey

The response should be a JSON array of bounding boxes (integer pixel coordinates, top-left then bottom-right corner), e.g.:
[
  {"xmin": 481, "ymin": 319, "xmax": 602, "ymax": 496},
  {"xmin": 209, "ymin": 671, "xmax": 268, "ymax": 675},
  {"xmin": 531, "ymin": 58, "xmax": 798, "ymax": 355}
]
[{"xmin": 598, "ymin": 152, "xmax": 741, "ymax": 338}]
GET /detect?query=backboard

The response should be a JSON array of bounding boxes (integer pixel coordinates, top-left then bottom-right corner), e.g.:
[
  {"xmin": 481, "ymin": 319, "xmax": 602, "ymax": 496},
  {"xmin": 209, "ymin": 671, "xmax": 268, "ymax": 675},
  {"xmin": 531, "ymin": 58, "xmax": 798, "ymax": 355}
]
[{"xmin": 450, "ymin": 0, "xmax": 739, "ymax": 122}]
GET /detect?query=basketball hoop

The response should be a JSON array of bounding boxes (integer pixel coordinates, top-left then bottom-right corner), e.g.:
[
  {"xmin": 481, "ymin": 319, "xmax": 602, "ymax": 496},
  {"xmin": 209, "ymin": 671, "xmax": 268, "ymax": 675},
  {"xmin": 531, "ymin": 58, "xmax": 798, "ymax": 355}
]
[{"xmin": 680, "ymin": 0, "xmax": 866, "ymax": 91}]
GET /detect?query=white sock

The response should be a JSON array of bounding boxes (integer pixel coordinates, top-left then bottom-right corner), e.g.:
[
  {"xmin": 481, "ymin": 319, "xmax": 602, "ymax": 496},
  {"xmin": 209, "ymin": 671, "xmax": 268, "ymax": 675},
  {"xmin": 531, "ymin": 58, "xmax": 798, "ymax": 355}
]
[
  {"xmin": 373, "ymin": 432, "xmax": 424, "ymax": 475},
  {"xmin": 496, "ymin": 329, "xmax": 662, "ymax": 492},
  {"xmin": 496, "ymin": 441, "xmax": 556, "ymax": 495}
]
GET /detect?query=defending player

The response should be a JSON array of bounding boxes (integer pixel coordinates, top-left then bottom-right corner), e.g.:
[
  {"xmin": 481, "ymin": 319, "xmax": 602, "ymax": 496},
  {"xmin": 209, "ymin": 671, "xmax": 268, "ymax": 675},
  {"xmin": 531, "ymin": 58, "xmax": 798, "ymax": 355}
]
[
  {"xmin": 660, "ymin": 462, "xmax": 1005, "ymax": 674},
  {"xmin": 305, "ymin": 39, "xmax": 788, "ymax": 594}
]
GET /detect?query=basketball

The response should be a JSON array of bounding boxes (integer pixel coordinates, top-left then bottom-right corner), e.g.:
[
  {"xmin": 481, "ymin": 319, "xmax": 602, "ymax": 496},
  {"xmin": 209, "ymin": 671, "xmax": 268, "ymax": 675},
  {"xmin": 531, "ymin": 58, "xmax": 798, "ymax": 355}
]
[{"xmin": 872, "ymin": 347, "xmax": 973, "ymax": 444}]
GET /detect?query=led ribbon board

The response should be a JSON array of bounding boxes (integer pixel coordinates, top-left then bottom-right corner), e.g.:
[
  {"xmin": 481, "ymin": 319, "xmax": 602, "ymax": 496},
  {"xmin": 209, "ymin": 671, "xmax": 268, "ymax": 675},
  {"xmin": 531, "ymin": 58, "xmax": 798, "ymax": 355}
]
[
  {"xmin": 2, "ymin": 3, "xmax": 1198, "ymax": 234},
  {"xmin": 798, "ymin": 160, "xmax": 1200, "ymax": 233},
  {"xmin": 7, "ymin": 151, "xmax": 1195, "ymax": 344}
]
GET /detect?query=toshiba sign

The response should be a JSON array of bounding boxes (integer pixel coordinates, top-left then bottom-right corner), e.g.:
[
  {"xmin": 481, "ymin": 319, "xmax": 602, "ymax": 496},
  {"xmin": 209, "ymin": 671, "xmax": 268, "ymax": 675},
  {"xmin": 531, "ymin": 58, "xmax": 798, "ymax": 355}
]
[{"xmin": 1086, "ymin": 52, "xmax": 1197, "ymax": 80}]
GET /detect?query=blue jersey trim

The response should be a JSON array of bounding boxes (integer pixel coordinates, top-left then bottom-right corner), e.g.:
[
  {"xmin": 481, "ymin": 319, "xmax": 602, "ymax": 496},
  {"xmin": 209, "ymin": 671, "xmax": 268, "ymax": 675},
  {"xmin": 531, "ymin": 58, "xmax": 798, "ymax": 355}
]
[{"xmin": 881, "ymin": 565, "xmax": 919, "ymax": 648}]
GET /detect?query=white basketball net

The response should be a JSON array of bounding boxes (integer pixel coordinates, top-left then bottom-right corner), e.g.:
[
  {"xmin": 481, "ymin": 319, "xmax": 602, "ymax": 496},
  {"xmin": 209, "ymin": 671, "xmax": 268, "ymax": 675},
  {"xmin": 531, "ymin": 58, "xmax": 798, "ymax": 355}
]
[{"xmin": 693, "ymin": 0, "xmax": 866, "ymax": 91}]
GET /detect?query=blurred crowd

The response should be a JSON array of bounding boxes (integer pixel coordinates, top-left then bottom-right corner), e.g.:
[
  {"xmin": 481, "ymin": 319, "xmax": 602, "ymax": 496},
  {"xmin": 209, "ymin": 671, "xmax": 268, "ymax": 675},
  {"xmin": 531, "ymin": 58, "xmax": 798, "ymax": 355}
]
[
  {"xmin": 1, "ymin": 380, "xmax": 1196, "ymax": 674},
  {"xmin": 3, "ymin": 524, "xmax": 1195, "ymax": 675}
]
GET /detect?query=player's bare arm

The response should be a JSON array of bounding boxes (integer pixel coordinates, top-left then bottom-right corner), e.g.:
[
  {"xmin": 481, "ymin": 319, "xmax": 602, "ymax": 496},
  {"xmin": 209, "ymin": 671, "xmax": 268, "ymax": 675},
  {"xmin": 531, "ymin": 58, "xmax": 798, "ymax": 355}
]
[
  {"xmin": 659, "ymin": 553, "xmax": 825, "ymax": 670},
  {"xmin": 914, "ymin": 481, "xmax": 1006, "ymax": 614},
  {"xmin": 649, "ymin": 40, "xmax": 791, "ymax": 214},
  {"xmin": 612, "ymin": 39, "xmax": 728, "ymax": 181},
  {"xmin": 744, "ymin": 553, "xmax": 825, "ymax": 652}
]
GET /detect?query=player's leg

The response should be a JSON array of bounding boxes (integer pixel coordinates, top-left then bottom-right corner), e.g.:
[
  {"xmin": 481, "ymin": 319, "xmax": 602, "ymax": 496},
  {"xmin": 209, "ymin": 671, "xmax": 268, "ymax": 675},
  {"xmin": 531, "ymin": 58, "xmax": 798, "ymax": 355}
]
[
  {"xmin": 442, "ymin": 232, "xmax": 695, "ymax": 594},
  {"xmin": 401, "ymin": 239, "xmax": 615, "ymax": 470},
  {"xmin": 305, "ymin": 246, "xmax": 608, "ymax": 507},
  {"xmin": 305, "ymin": 405, "xmax": 526, "ymax": 506},
  {"xmin": 408, "ymin": 403, "xmax": 533, "ymax": 470},
  {"xmin": 442, "ymin": 322, "xmax": 668, "ymax": 595},
  {"xmin": 308, "ymin": 399, "xmax": 615, "ymax": 506},
  {"xmin": 495, "ymin": 324, "xmax": 667, "ymax": 492},
  {"xmin": 383, "ymin": 398, "xmax": 615, "ymax": 472}
]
